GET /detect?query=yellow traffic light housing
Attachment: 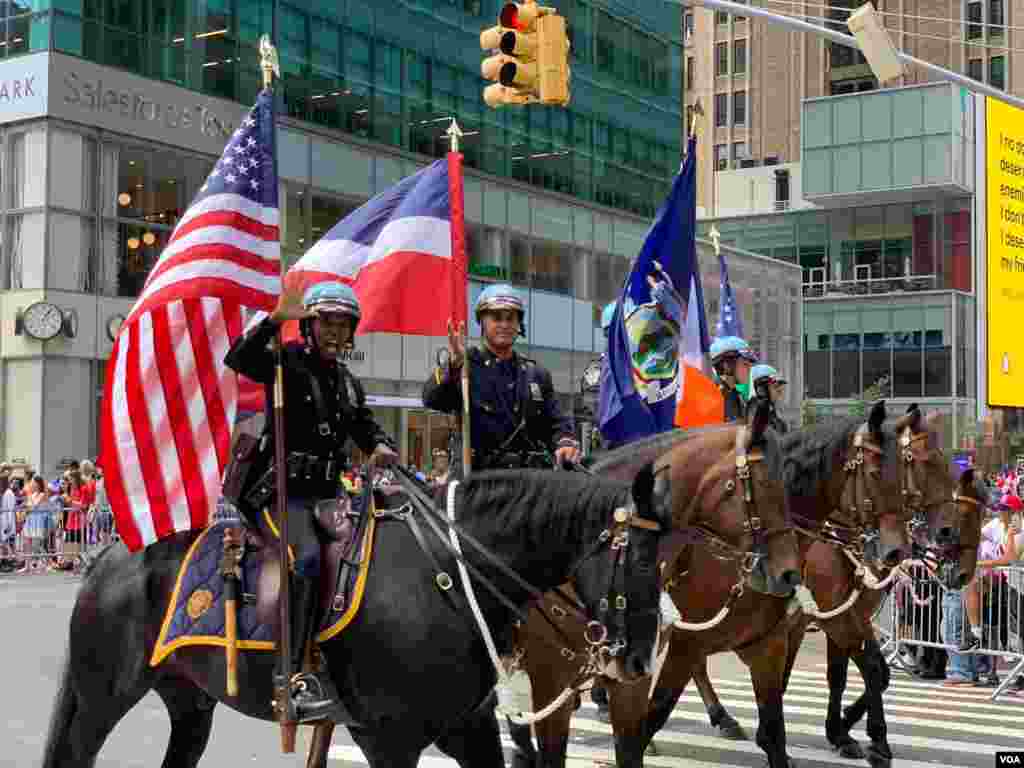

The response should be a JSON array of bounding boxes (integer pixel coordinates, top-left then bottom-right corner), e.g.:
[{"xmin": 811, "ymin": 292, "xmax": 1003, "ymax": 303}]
[{"xmin": 480, "ymin": 2, "xmax": 570, "ymax": 108}]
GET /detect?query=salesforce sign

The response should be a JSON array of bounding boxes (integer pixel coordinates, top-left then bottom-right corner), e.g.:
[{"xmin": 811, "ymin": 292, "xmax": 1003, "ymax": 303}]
[{"xmin": 0, "ymin": 51, "xmax": 247, "ymax": 156}]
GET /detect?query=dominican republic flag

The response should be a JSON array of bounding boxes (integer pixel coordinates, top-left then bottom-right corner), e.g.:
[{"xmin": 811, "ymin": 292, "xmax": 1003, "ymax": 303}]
[
  {"xmin": 101, "ymin": 89, "xmax": 280, "ymax": 552},
  {"xmin": 598, "ymin": 135, "xmax": 721, "ymax": 445},
  {"xmin": 284, "ymin": 154, "xmax": 468, "ymax": 336}
]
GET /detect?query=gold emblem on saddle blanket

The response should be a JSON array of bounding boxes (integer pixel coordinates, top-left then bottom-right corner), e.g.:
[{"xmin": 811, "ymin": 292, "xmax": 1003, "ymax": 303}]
[{"xmin": 187, "ymin": 589, "xmax": 215, "ymax": 620}]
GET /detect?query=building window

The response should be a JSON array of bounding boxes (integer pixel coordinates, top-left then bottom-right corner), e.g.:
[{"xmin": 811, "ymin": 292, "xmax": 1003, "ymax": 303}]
[
  {"xmin": 714, "ymin": 143, "xmax": 728, "ymax": 172},
  {"xmin": 732, "ymin": 90, "xmax": 746, "ymax": 126},
  {"xmin": 684, "ymin": 12, "xmax": 694, "ymax": 40},
  {"xmin": 531, "ymin": 239, "xmax": 573, "ymax": 295},
  {"xmin": 733, "ymin": 40, "xmax": 747, "ymax": 75},
  {"xmin": 991, "ymin": 56, "xmax": 1006, "ymax": 90},
  {"xmin": 686, "ymin": 57, "xmax": 694, "ymax": 90},
  {"xmin": 775, "ymin": 169, "xmax": 790, "ymax": 210},
  {"xmin": 966, "ymin": 1, "xmax": 983, "ymax": 39},
  {"xmin": 716, "ymin": 10, "xmax": 729, "ymax": 25},
  {"xmin": 732, "ymin": 142, "xmax": 749, "ymax": 167},
  {"xmin": 715, "ymin": 42, "xmax": 729, "ymax": 76},
  {"xmin": 715, "ymin": 92, "xmax": 728, "ymax": 127},
  {"xmin": 967, "ymin": 58, "xmax": 983, "ymax": 81},
  {"xmin": 989, "ymin": 0, "xmax": 1004, "ymax": 34}
]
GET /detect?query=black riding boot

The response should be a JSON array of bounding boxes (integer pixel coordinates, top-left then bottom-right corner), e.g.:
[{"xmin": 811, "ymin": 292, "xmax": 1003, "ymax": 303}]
[{"xmin": 289, "ymin": 575, "xmax": 341, "ymax": 723}]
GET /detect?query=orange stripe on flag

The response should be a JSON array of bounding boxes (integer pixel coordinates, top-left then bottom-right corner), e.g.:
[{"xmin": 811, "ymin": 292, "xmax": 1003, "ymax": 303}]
[{"xmin": 675, "ymin": 365, "xmax": 724, "ymax": 429}]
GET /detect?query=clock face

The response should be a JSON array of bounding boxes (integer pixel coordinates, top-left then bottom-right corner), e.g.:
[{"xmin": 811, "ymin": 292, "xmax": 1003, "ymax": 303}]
[
  {"xmin": 107, "ymin": 314, "xmax": 126, "ymax": 342},
  {"xmin": 22, "ymin": 302, "xmax": 63, "ymax": 340}
]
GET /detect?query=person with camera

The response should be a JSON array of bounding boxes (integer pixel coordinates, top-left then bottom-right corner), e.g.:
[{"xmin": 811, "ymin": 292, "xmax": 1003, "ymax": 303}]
[
  {"xmin": 223, "ymin": 280, "xmax": 398, "ymax": 722},
  {"xmin": 422, "ymin": 284, "xmax": 579, "ymax": 477}
]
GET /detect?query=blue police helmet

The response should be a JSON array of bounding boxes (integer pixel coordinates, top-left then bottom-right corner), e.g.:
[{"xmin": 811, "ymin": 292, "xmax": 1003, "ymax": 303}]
[
  {"xmin": 475, "ymin": 284, "xmax": 526, "ymax": 323},
  {"xmin": 600, "ymin": 301, "xmax": 617, "ymax": 334},
  {"xmin": 709, "ymin": 335, "xmax": 758, "ymax": 364},
  {"xmin": 749, "ymin": 364, "xmax": 780, "ymax": 387},
  {"xmin": 303, "ymin": 282, "xmax": 361, "ymax": 327}
]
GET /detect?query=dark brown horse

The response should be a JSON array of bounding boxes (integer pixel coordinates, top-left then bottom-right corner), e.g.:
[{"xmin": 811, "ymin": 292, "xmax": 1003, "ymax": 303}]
[
  {"xmin": 676, "ymin": 407, "xmax": 984, "ymax": 768},
  {"xmin": 508, "ymin": 399, "xmax": 804, "ymax": 768}
]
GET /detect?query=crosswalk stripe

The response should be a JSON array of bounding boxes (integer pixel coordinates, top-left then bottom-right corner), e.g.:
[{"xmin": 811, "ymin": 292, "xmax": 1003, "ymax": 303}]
[
  {"xmin": 788, "ymin": 666, "xmax": 1024, "ymax": 697},
  {"xmin": 704, "ymin": 676, "xmax": 1024, "ymax": 716},
  {"xmin": 327, "ymin": 732, "xmax": 979, "ymax": 768},
  {"xmin": 566, "ymin": 706, "xmax": 1016, "ymax": 755},
  {"xmin": 581, "ymin": 692, "xmax": 1018, "ymax": 736}
]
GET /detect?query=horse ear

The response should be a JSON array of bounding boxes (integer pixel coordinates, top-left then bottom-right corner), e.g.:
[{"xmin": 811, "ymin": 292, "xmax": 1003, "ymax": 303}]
[
  {"xmin": 868, "ymin": 400, "xmax": 886, "ymax": 438},
  {"xmin": 631, "ymin": 462, "xmax": 655, "ymax": 507},
  {"xmin": 960, "ymin": 467, "xmax": 976, "ymax": 492},
  {"xmin": 748, "ymin": 399, "xmax": 772, "ymax": 447}
]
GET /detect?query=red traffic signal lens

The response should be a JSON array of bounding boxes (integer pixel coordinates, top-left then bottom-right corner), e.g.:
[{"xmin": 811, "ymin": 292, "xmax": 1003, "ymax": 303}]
[{"xmin": 500, "ymin": 3, "xmax": 523, "ymax": 30}]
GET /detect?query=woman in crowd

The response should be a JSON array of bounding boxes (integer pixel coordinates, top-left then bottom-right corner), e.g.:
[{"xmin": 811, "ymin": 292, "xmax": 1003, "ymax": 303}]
[{"xmin": 17, "ymin": 477, "xmax": 52, "ymax": 574}]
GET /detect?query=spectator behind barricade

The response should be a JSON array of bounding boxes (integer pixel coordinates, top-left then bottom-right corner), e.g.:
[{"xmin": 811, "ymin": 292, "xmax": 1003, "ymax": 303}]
[
  {"xmin": 17, "ymin": 477, "xmax": 51, "ymax": 574},
  {"xmin": 78, "ymin": 462, "xmax": 97, "ymax": 545},
  {"xmin": 959, "ymin": 494, "xmax": 1020, "ymax": 677},
  {"xmin": 60, "ymin": 470, "xmax": 86, "ymax": 573},
  {"xmin": 0, "ymin": 474, "xmax": 15, "ymax": 564}
]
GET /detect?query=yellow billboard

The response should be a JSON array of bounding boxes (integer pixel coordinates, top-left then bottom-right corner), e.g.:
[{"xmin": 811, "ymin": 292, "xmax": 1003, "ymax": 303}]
[{"xmin": 986, "ymin": 97, "xmax": 1024, "ymax": 407}]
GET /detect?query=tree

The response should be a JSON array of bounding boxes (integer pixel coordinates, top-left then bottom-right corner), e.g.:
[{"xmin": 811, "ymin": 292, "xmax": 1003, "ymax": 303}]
[{"xmin": 849, "ymin": 375, "xmax": 891, "ymax": 420}]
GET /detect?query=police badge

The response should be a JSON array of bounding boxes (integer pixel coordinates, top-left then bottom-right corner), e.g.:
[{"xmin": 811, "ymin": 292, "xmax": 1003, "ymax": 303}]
[{"xmin": 529, "ymin": 382, "xmax": 543, "ymax": 401}]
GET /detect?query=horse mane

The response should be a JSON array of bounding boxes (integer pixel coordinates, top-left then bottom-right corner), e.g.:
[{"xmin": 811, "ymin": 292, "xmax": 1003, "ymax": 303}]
[
  {"xmin": 778, "ymin": 417, "xmax": 868, "ymax": 498},
  {"xmin": 457, "ymin": 469, "xmax": 629, "ymax": 546}
]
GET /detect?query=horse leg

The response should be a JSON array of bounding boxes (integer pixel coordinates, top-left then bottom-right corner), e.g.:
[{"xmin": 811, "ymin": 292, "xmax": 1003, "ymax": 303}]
[
  {"xmin": 739, "ymin": 635, "xmax": 793, "ymax": 768},
  {"xmin": 825, "ymin": 633, "xmax": 865, "ymax": 760},
  {"xmin": 692, "ymin": 654, "xmax": 748, "ymax": 740},
  {"xmin": 153, "ymin": 676, "xmax": 217, "ymax": 768},
  {"xmin": 608, "ymin": 676, "xmax": 657, "ymax": 768},
  {"xmin": 847, "ymin": 637, "xmax": 893, "ymax": 768},
  {"xmin": 531, "ymin": 689, "xmax": 576, "ymax": 768},
  {"xmin": 436, "ymin": 704, "xmax": 506, "ymax": 768},
  {"xmin": 349, "ymin": 728, "xmax": 424, "ymax": 768}
]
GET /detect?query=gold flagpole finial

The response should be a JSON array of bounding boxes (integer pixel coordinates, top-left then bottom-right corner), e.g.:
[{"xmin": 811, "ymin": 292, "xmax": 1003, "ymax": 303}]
[
  {"xmin": 709, "ymin": 224, "xmax": 721, "ymax": 256},
  {"xmin": 446, "ymin": 118, "xmax": 464, "ymax": 154},
  {"xmin": 259, "ymin": 34, "xmax": 280, "ymax": 90},
  {"xmin": 690, "ymin": 99, "xmax": 704, "ymax": 137}
]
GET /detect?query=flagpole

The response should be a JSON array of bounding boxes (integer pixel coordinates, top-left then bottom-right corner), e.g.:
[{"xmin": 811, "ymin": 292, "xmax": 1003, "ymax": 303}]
[
  {"xmin": 259, "ymin": 34, "xmax": 296, "ymax": 754},
  {"xmin": 445, "ymin": 119, "xmax": 472, "ymax": 479}
]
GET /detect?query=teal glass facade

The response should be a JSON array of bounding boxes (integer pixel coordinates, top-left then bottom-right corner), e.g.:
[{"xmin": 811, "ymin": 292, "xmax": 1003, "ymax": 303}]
[{"xmin": 4, "ymin": 0, "xmax": 682, "ymax": 219}]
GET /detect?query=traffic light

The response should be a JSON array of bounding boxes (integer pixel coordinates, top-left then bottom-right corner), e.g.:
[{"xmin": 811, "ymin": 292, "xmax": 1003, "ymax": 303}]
[{"xmin": 480, "ymin": 2, "xmax": 570, "ymax": 108}]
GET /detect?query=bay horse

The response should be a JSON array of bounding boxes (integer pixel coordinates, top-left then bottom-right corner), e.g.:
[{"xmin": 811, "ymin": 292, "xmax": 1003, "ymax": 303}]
[
  {"xmin": 41, "ymin": 467, "xmax": 673, "ymax": 768},
  {"xmin": 507, "ymin": 398, "xmax": 806, "ymax": 768},
  {"xmin": 671, "ymin": 406, "xmax": 983, "ymax": 768}
]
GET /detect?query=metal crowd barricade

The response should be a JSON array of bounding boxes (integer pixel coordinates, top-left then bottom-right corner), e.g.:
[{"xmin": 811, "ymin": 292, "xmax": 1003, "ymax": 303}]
[{"xmin": 881, "ymin": 560, "xmax": 1024, "ymax": 702}]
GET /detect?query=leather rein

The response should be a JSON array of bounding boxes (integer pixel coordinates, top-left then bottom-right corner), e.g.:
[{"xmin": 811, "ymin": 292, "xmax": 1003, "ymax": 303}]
[{"xmin": 386, "ymin": 465, "xmax": 662, "ymax": 668}]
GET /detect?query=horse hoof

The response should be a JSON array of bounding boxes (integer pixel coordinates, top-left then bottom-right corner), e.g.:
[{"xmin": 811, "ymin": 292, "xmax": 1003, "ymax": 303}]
[
  {"xmin": 833, "ymin": 740, "xmax": 865, "ymax": 760},
  {"xmin": 718, "ymin": 722, "xmax": 750, "ymax": 741},
  {"xmin": 866, "ymin": 744, "xmax": 892, "ymax": 768}
]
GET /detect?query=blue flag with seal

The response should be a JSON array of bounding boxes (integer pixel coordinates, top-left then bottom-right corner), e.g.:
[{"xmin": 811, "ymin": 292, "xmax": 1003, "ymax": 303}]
[{"xmin": 598, "ymin": 135, "xmax": 710, "ymax": 447}]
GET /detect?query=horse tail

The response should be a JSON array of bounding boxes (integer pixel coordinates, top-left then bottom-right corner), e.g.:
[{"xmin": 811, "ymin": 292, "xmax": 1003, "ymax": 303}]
[{"xmin": 40, "ymin": 650, "xmax": 77, "ymax": 768}]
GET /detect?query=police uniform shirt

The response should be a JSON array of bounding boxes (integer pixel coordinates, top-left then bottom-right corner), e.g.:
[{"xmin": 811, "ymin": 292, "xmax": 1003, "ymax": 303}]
[
  {"xmin": 422, "ymin": 346, "xmax": 575, "ymax": 466},
  {"xmin": 224, "ymin": 317, "xmax": 392, "ymax": 463}
]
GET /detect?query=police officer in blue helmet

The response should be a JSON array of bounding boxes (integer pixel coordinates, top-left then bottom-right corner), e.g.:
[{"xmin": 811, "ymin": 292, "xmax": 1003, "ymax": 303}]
[
  {"xmin": 224, "ymin": 280, "xmax": 398, "ymax": 722},
  {"xmin": 749, "ymin": 363, "xmax": 789, "ymax": 434},
  {"xmin": 423, "ymin": 284, "xmax": 580, "ymax": 477},
  {"xmin": 709, "ymin": 335, "xmax": 758, "ymax": 423}
]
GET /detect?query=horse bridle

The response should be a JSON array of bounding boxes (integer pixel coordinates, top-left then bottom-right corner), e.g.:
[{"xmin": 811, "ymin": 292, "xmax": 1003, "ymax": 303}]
[{"xmin": 665, "ymin": 426, "xmax": 793, "ymax": 599}]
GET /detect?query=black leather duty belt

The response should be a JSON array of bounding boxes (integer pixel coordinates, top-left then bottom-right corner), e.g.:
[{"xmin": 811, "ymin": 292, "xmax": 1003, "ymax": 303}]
[{"xmin": 247, "ymin": 452, "xmax": 339, "ymax": 507}]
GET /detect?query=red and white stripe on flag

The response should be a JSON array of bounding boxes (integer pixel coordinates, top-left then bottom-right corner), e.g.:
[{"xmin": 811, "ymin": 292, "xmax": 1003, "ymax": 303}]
[
  {"xmin": 100, "ymin": 90, "xmax": 280, "ymax": 552},
  {"xmin": 284, "ymin": 154, "xmax": 467, "ymax": 336}
]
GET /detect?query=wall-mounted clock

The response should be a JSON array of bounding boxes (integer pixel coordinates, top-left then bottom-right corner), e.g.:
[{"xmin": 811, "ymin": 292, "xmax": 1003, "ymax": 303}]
[{"xmin": 20, "ymin": 302, "xmax": 64, "ymax": 341}]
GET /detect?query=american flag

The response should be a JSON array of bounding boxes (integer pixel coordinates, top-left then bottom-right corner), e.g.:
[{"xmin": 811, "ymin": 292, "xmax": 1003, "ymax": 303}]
[
  {"xmin": 714, "ymin": 250, "xmax": 744, "ymax": 339},
  {"xmin": 100, "ymin": 90, "xmax": 280, "ymax": 553}
]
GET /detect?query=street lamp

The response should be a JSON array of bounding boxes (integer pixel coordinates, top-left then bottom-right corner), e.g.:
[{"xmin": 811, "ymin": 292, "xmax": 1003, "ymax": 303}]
[{"xmin": 846, "ymin": 3, "xmax": 905, "ymax": 84}]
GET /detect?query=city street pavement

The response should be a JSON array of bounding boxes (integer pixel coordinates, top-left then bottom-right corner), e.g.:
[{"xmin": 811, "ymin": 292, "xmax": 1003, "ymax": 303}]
[{"xmin": 4, "ymin": 571, "xmax": 1023, "ymax": 768}]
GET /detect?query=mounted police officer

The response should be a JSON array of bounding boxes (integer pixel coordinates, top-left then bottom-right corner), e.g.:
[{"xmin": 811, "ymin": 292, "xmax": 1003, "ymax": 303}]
[
  {"xmin": 749, "ymin": 363, "xmax": 789, "ymax": 434},
  {"xmin": 709, "ymin": 336, "xmax": 758, "ymax": 423},
  {"xmin": 423, "ymin": 284, "xmax": 580, "ymax": 476},
  {"xmin": 224, "ymin": 281, "xmax": 398, "ymax": 722}
]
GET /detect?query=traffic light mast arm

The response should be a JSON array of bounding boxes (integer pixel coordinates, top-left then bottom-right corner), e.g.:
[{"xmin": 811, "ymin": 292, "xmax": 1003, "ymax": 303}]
[{"xmin": 682, "ymin": 0, "xmax": 1024, "ymax": 112}]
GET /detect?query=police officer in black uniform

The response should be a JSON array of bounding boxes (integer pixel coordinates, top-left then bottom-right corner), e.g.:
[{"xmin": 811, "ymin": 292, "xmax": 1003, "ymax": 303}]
[
  {"xmin": 749, "ymin": 364, "xmax": 789, "ymax": 434},
  {"xmin": 423, "ymin": 283, "xmax": 580, "ymax": 476},
  {"xmin": 224, "ymin": 281, "xmax": 398, "ymax": 722}
]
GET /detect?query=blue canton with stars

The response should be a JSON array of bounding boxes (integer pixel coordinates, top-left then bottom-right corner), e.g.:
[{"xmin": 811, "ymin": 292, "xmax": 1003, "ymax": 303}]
[
  {"xmin": 715, "ymin": 251, "xmax": 743, "ymax": 339},
  {"xmin": 193, "ymin": 89, "xmax": 278, "ymax": 210}
]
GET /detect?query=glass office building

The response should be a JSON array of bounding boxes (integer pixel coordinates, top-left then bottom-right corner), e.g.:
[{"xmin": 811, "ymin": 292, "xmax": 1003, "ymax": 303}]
[{"xmin": 0, "ymin": 1, "xmax": 800, "ymax": 474}]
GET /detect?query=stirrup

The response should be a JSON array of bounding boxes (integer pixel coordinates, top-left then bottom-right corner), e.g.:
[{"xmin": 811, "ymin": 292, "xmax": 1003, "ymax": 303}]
[{"xmin": 290, "ymin": 671, "xmax": 343, "ymax": 723}]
